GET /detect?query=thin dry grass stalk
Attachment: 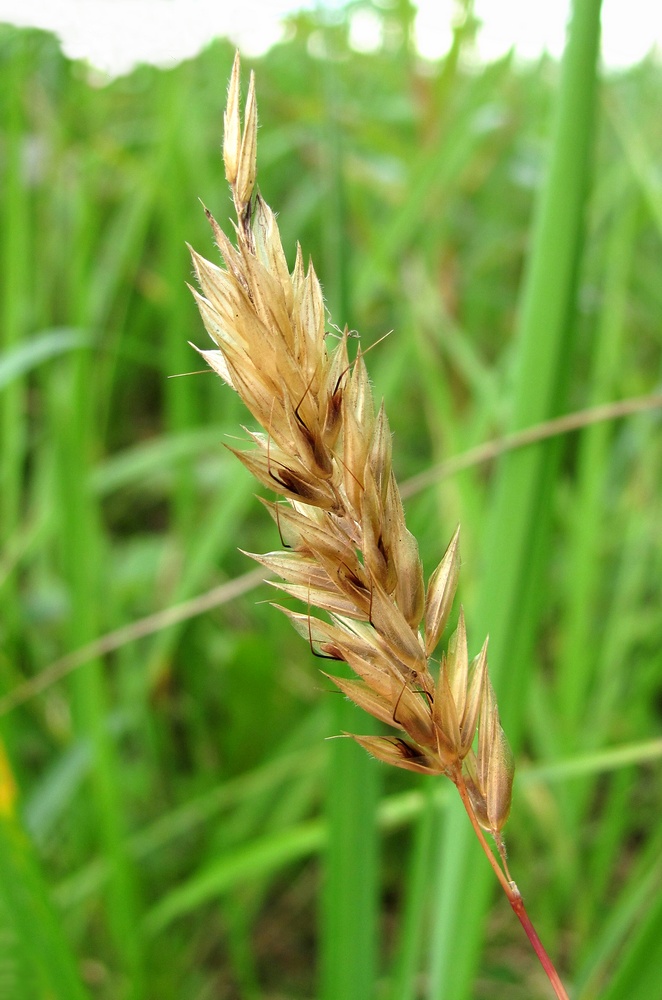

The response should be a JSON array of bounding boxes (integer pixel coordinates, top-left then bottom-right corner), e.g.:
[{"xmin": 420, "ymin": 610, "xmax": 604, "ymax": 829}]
[{"xmin": 188, "ymin": 54, "xmax": 569, "ymax": 1000}]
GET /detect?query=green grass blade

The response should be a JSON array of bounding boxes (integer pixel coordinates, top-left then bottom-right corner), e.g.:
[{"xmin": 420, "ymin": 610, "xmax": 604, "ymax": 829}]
[
  {"xmin": 426, "ymin": 2, "xmax": 604, "ymax": 996},
  {"xmin": 0, "ymin": 815, "xmax": 91, "ymax": 1000},
  {"xmin": 477, "ymin": 0, "xmax": 603, "ymax": 729},
  {"xmin": 318, "ymin": 48, "xmax": 380, "ymax": 1000},
  {"xmin": 51, "ymin": 345, "xmax": 146, "ymax": 996},
  {"xmin": 0, "ymin": 328, "xmax": 88, "ymax": 391},
  {"xmin": 0, "ymin": 32, "xmax": 31, "ymax": 665},
  {"xmin": 557, "ymin": 182, "xmax": 638, "ymax": 733},
  {"xmin": 387, "ymin": 787, "xmax": 437, "ymax": 1000},
  {"xmin": 143, "ymin": 820, "xmax": 325, "ymax": 935},
  {"xmin": 574, "ymin": 828, "xmax": 662, "ymax": 998},
  {"xmin": 597, "ymin": 866, "xmax": 662, "ymax": 1000}
]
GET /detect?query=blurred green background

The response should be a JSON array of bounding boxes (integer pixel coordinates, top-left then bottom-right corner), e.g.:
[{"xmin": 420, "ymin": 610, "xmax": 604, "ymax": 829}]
[{"xmin": 1, "ymin": 2, "xmax": 662, "ymax": 998}]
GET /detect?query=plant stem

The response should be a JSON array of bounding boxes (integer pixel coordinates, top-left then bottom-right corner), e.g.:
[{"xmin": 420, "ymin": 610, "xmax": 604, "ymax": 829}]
[{"xmin": 454, "ymin": 774, "xmax": 570, "ymax": 1000}]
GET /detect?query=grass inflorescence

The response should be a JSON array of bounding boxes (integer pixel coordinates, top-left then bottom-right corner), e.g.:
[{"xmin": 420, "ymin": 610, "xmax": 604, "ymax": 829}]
[{"xmin": 189, "ymin": 51, "xmax": 576, "ymax": 998}]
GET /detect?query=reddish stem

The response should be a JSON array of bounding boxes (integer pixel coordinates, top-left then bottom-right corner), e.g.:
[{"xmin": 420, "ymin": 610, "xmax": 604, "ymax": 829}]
[
  {"xmin": 454, "ymin": 773, "xmax": 570, "ymax": 1000},
  {"xmin": 510, "ymin": 894, "xmax": 570, "ymax": 1000}
]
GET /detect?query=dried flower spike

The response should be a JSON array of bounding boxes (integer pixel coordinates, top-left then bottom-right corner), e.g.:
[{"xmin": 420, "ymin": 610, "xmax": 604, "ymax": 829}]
[
  {"xmin": 188, "ymin": 54, "xmax": 569, "ymax": 1000},
  {"xmin": 191, "ymin": 49, "xmax": 511, "ymax": 822}
]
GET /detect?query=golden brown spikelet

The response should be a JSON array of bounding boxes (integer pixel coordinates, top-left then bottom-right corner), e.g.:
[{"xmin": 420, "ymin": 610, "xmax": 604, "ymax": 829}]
[{"xmin": 189, "ymin": 50, "xmax": 513, "ymax": 835}]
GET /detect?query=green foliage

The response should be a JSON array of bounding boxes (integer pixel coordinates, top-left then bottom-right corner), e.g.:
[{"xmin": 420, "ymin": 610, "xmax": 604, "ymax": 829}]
[{"xmin": 1, "ymin": 4, "xmax": 662, "ymax": 997}]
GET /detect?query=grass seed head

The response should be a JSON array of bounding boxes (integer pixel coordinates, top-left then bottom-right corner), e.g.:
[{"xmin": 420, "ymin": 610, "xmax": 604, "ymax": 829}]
[{"xmin": 190, "ymin": 53, "xmax": 513, "ymax": 834}]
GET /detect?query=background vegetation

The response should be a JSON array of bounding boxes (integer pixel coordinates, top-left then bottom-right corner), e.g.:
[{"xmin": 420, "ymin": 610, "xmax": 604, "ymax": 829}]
[{"xmin": 1, "ymin": 2, "xmax": 661, "ymax": 997}]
